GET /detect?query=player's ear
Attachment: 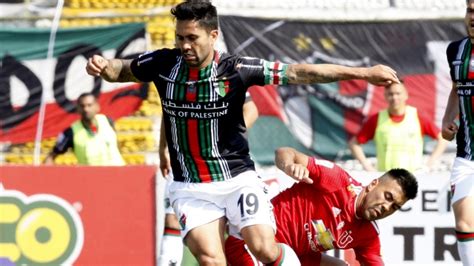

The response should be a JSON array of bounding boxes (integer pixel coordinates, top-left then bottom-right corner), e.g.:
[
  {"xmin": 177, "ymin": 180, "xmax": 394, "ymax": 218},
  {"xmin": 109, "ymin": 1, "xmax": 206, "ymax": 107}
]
[{"xmin": 366, "ymin": 178, "xmax": 379, "ymax": 192}]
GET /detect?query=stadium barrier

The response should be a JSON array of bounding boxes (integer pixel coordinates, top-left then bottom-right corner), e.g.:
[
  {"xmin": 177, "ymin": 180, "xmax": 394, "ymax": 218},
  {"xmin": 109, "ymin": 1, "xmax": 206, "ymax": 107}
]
[{"xmin": 0, "ymin": 165, "xmax": 156, "ymax": 265}]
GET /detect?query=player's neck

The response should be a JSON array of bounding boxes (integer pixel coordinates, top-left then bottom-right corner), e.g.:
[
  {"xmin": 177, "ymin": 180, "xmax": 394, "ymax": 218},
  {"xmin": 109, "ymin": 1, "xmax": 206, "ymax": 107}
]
[
  {"xmin": 388, "ymin": 105, "xmax": 405, "ymax": 116},
  {"xmin": 354, "ymin": 190, "xmax": 366, "ymax": 219}
]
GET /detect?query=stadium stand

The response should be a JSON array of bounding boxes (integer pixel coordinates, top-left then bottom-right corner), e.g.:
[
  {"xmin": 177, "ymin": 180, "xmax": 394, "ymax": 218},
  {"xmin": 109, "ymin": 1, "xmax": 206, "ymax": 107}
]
[
  {"xmin": 0, "ymin": 0, "xmax": 463, "ymax": 168},
  {"xmin": 1, "ymin": 0, "xmax": 177, "ymax": 165}
]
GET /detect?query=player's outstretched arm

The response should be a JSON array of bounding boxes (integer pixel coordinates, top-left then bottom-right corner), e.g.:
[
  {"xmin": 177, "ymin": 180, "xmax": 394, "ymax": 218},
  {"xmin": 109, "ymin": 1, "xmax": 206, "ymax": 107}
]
[
  {"xmin": 274, "ymin": 147, "xmax": 312, "ymax": 184},
  {"xmin": 86, "ymin": 55, "xmax": 139, "ymax": 83},
  {"xmin": 286, "ymin": 64, "xmax": 399, "ymax": 87}
]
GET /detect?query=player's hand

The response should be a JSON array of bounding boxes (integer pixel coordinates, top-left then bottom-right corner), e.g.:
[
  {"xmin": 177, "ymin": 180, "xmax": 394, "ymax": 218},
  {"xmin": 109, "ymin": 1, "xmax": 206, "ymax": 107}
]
[
  {"xmin": 441, "ymin": 121, "xmax": 458, "ymax": 141},
  {"xmin": 284, "ymin": 163, "xmax": 313, "ymax": 184},
  {"xmin": 362, "ymin": 163, "xmax": 377, "ymax": 172},
  {"xmin": 86, "ymin": 55, "xmax": 109, "ymax": 77},
  {"xmin": 366, "ymin": 64, "xmax": 400, "ymax": 86},
  {"xmin": 159, "ymin": 150, "xmax": 171, "ymax": 178}
]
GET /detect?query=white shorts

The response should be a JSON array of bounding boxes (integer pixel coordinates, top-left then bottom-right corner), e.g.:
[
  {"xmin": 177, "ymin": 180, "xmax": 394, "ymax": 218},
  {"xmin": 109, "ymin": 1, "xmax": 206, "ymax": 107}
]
[
  {"xmin": 164, "ymin": 176, "xmax": 175, "ymax": 215},
  {"xmin": 450, "ymin": 157, "xmax": 474, "ymax": 204},
  {"xmin": 169, "ymin": 170, "xmax": 276, "ymax": 238}
]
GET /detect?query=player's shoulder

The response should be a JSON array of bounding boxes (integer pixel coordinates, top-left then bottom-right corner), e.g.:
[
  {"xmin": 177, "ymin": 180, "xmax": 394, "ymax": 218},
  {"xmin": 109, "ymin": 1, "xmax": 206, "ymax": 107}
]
[
  {"xmin": 136, "ymin": 48, "xmax": 180, "ymax": 65},
  {"xmin": 221, "ymin": 52, "xmax": 264, "ymax": 66},
  {"xmin": 446, "ymin": 37, "xmax": 470, "ymax": 56}
]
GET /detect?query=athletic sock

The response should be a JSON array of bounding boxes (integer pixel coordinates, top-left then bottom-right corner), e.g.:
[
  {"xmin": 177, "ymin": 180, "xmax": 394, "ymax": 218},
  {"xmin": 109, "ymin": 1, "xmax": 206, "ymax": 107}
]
[
  {"xmin": 158, "ymin": 227, "xmax": 183, "ymax": 266},
  {"xmin": 265, "ymin": 243, "xmax": 300, "ymax": 266},
  {"xmin": 456, "ymin": 230, "xmax": 474, "ymax": 266}
]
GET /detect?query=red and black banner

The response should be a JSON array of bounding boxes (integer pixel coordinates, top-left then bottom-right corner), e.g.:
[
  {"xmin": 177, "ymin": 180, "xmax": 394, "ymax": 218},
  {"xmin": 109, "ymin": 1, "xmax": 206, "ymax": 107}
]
[{"xmin": 220, "ymin": 17, "xmax": 464, "ymax": 161}]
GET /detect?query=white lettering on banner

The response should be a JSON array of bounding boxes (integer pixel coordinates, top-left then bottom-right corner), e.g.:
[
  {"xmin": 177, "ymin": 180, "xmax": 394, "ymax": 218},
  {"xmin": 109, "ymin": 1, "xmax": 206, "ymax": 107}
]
[{"xmin": 257, "ymin": 169, "xmax": 461, "ymax": 265}]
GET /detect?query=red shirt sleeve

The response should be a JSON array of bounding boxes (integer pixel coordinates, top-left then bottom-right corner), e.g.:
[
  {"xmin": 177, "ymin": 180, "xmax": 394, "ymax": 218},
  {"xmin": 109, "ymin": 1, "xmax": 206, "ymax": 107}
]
[
  {"xmin": 417, "ymin": 112, "xmax": 440, "ymax": 139},
  {"xmin": 356, "ymin": 113, "xmax": 379, "ymax": 144},
  {"xmin": 307, "ymin": 157, "xmax": 351, "ymax": 192},
  {"xmin": 353, "ymin": 234, "xmax": 384, "ymax": 266}
]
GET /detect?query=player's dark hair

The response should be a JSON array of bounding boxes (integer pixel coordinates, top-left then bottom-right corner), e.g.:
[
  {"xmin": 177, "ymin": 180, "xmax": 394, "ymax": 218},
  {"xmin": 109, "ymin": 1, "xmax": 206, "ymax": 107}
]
[
  {"xmin": 386, "ymin": 168, "xmax": 418, "ymax": 200},
  {"xmin": 77, "ymin": 92, "xmax": 97, "ymax": 103},
  {"xmin": 171, "ymin": 0, "xmax": 218, "ymax": 31}
]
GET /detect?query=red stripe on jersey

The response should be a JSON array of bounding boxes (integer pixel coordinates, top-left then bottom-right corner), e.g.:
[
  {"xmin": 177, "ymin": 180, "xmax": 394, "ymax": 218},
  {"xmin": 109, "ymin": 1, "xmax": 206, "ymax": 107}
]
[
  {"xmin": 187, "ymin": 119, "xmax": 211, "ymax": 182},
  {"xmin": 187, "ymin": 69, "xmax": 198, "ymax": 101},
  {"xmin": 273, "ymin": 62, "xmax": 280, "ymax": 84},
  {"xmin": 469, "ymin": 50, "xmax": 474, "ymax": 79},
  {"xmin": 186, "ymin": 68, "xmax": 211, "ymax": 182}
]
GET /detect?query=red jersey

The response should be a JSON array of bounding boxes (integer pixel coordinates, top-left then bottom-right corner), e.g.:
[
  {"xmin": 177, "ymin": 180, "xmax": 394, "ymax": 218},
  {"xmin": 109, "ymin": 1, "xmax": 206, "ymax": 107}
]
[
  {"xmin": 356, "ymin": 108, "xmax": 440, "ymax": 144},
  {"xmin": 225, "ymin": 158, "xmax": 383, "ymax": 266}
]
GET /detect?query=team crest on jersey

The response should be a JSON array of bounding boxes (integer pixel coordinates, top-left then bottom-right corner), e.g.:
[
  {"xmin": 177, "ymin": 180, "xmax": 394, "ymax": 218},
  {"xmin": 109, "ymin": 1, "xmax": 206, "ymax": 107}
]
[
  {"xmin": 214, "ymin": 80, "xmax": 230, "ymax": 97},
  {"xmin": 346, "ymin": 184, "xmax": 362, "ymax": 197}
]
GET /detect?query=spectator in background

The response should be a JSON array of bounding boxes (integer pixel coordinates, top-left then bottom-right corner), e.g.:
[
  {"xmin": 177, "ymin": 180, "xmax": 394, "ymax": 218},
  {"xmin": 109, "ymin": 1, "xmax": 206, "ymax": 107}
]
[
  {"xmin": 441, "ymin": 0, "xmax": 474, "ymax": 264},
  {"xmin": 226, "ymin": 147, "xmax": 418, "ymax": 266},
  {"xmin": 85, "ymin": 1, "xmax": 399, "ymax": 264},
  {"xmin": 158, "ymin": 94, "xmax": 258, "ymax": 266},
  {"xmin": 348, "ymin": 82, "xmax": 447, "ymax": 172},
  {"xmin": 44, "ymin": 92, "xmax": 125, "ymax": 166}
]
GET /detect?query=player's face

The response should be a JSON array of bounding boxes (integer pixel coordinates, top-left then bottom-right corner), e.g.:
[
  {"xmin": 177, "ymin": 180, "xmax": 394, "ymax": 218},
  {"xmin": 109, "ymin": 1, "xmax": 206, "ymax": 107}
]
[
  {"xmin": 466, "ymin": 0, "xmax": 474, "ymax": 39},
  {"xmin": 360, "ymin": 177, "xmax": 408, "ymax": 221},
  {"xmin": 175, "ymin": 19, "xmax": 218, "ymax": 69},
  {"xmin": 77, "ymin": 95, "xmax": 99, "ymax": 121},
  {"xmin": 384, "ymin": 83, "xmax": 407, "ymax": 110}
]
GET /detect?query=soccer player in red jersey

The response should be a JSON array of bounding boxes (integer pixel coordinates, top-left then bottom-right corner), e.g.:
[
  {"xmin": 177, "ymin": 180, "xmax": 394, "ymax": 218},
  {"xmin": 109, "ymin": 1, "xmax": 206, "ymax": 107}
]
[{"xmin": 226, "ymin": 147, "xmax": 418, "ymax": 266}]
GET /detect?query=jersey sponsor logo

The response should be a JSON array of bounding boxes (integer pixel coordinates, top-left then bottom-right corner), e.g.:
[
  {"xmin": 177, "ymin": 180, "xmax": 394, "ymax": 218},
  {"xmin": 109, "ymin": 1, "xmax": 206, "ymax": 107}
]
[
  {"xmin": 337, "ymin": 230, "xmax": 354, "ymax": 248},
  {"xmin": 457, "ymin": 88, "xmax": 474, "ymax": 96},
  {"xmin": 161, "ymin": 99, "xmax": 230, "ymax": 119},
  {"xmin": 303, "ymin": 219, "xmax": 335, "ymax": 251}
]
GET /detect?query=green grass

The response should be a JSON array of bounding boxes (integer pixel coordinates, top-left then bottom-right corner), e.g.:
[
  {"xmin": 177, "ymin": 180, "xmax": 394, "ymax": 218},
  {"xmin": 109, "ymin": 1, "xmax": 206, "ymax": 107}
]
[{"xmin": 181, "ymin": 246, "xmax": 198, "ymax": 266}]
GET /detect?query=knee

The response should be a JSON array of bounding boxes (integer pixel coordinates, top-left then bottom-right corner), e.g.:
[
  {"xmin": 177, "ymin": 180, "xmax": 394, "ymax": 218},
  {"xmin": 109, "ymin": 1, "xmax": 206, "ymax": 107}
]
[
  {"xmin": 195, "ymin": 253, "xmax": 226, "ymax": 266},
  {"xmin": 455, "ymin": 219, "xmax": 474, "ymax": 232},
  {"xmin": 246, "ymin": 239, "xmax": 280, "ymax": 263}
]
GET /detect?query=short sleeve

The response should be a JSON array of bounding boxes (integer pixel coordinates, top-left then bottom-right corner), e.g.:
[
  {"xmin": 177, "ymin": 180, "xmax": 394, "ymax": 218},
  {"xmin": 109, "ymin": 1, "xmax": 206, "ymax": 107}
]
[
  {"xmin": 130, "ymin": 48, "xmax": 178, "ymax": 82},
  {"xmin": 353, "ymin": 235, "xmax": 384, "ymax": 266},
  {"xmin": 446, "ymin": 41, "xmax": 457, "ymax": 82},
  {"xmin": 417, "ymin": 112, "xmax": 440, "ymax": 138},
  {"xmin": 53, "ymin": 128, "xmax": 74, "ymax": 154},
  {"xmin": 356, "ymin": 113, "xmax": 379, "ymax": 144},
  {"xmin": 237, "ymin": 56, "xmax": 289, "ymax": 87},
  {"xmin": 307, "ymin": 157, "xmax": 353, "ymax": 192}
]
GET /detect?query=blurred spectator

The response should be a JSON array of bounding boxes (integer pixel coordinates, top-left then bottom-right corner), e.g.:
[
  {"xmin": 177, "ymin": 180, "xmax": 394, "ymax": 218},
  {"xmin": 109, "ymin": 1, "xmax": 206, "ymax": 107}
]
[
  {"xmin": 349, "ymin": 82, "xmax": 447, "ymax": 172},
  {"xmin": 44, "ymin": 92, "xmax": 125, "ymax": 165}
]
